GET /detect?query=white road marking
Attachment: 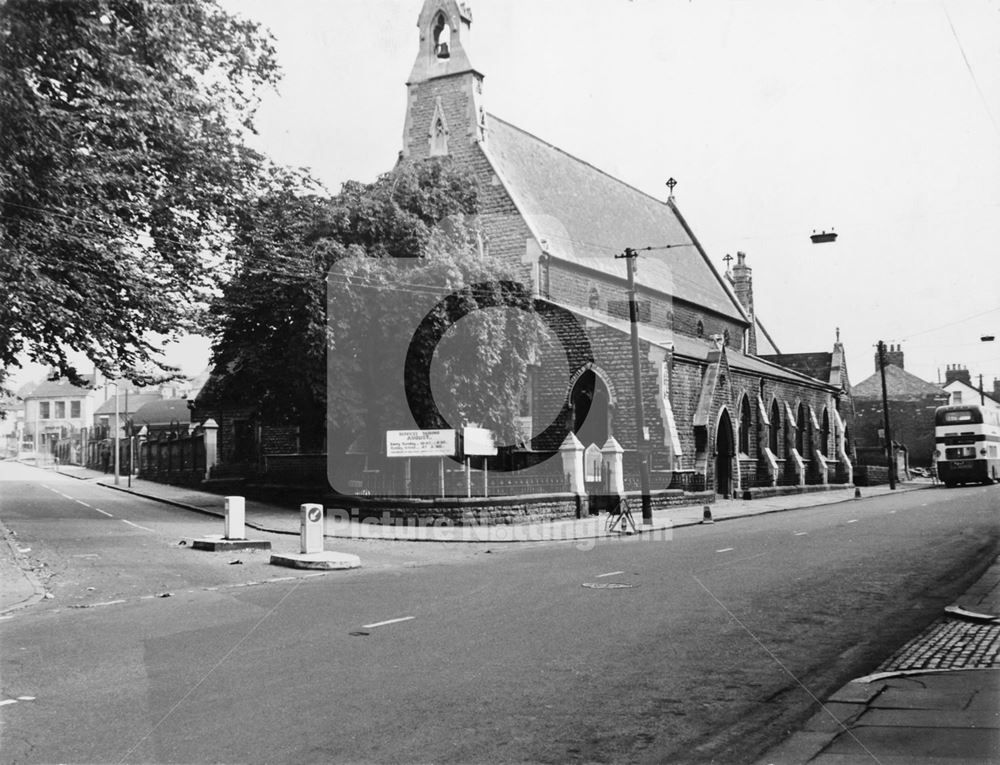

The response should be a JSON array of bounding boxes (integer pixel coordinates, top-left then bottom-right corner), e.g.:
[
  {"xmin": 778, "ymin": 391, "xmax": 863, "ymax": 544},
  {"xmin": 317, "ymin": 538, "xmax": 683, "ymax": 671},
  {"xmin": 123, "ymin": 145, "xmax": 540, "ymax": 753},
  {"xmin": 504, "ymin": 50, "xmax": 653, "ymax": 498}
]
[
  {"xmin": 847, "ymin": 519, "xmax": 858, "ymax": 524},
  {"xmin": 17, "ymin": 696, "xmax": 35, "ymax": 701},
  {"xmin": 75, "ymin": 499, "xmax": 92, "ymax": 508},
  {"xmin": 362, "ymin": 616, "xmax": 415, "ymax": 629},
  {"xmin": 0, "ymin": 699, "xmax": 17, "ymax": 706},
  {"xmin": 794, "ymin": 532, "xmax": 808, "ymax": 536},
  {"xmin": 121, "ymin": 519, "xmax": 155, "ymax": 532},
  {"xmin": 715, "ymin": 547, "xmax": 735, "ymax": 553},
  {"xmin": 94, "ymin": 508, "xmax": 113, "ymax": 517},
  {"xmin": 890, "ymin": 510, "xmax": 897, "ymax": 514},
  {"xmin": 596, "ymin": 570, "xmax": 625, "ymax": 578}
]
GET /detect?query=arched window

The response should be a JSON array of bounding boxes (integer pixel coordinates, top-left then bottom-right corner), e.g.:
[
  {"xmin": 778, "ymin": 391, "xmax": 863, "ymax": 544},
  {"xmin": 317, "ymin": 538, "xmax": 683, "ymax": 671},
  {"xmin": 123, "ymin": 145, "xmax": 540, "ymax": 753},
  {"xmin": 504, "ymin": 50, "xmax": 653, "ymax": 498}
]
[
  {"xmin": 738, "ymin": 395, "xmax": 751, "ymax": 455},
  {"xmin": 821, "ymin": 408, "xmax": 831, "ymax": 458},
  {"xmin": 769, "ymin": 399, "xmax": 780, "ymax": 454},
  {"xmin": 588, "ymin": 285, "xmax": 600, "ymax": 311},
  {"xmin": 796, "ymin": 403, "xmax": 806, "ymax": 454},
  {"xmin": 696, "ymin": 319, "xmax": 704, "ymax": 338},
  {"xmin": 433, "ymin": 12, "xmax": 452, "ymax": 58}
]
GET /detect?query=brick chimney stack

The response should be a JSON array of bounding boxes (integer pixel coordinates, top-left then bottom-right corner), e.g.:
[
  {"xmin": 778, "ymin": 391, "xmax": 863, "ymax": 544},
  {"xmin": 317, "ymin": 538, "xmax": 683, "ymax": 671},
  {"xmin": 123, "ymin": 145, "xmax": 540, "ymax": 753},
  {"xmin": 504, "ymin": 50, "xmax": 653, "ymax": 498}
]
[
  {"xmin": 944, "ymin": 364, "xmax": 972, "ymax": 387},
  {"xmin": 728, "ymin": 251, "xmax": 757, "ymax": 355},
  {"xmin": 874, "ymin": 343, "xmax": 905, "ymax": 371}
]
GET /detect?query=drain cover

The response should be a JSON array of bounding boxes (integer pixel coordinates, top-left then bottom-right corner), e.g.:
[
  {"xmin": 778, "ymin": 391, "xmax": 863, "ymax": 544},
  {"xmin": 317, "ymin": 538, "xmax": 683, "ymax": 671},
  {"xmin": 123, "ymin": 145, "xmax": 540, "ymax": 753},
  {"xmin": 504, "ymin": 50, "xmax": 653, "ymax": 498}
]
[{"xmin": 582, "ymin": 582, "xmax": 636, "ymax": 589}]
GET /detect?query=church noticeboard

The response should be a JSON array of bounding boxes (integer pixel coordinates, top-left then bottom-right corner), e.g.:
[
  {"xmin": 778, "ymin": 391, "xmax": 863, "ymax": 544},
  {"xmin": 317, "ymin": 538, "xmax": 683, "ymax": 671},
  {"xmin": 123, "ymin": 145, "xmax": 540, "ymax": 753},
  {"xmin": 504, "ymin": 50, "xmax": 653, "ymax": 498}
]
[
  {"xmin": 462, "ymin": 427, "xmax": 497, "ymax": 456},
  {"xmin": 386, "ymin": 429, "xmax": 457, "ymax": 458}
]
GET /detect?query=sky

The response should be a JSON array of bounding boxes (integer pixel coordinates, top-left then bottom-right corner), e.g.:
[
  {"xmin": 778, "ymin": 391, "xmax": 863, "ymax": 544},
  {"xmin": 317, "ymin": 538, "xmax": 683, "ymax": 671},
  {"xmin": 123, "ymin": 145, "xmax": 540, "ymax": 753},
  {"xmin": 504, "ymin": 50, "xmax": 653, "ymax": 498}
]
[
  {"xmin": 235, "ymin": 0, "xmax": 1000, "ymax": 390},
  {"xmin": 13, "ymin": 0, "xmax": 1000, "ymax": 392}
]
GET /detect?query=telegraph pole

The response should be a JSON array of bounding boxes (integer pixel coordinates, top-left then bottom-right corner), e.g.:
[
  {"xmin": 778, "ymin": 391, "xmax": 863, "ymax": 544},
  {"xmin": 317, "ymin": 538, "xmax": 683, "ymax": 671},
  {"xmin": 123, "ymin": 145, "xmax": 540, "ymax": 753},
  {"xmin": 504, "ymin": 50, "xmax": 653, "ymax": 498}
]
[
  {"xmin": 877, "ymin": 341, "xmax": 896, "ymax": 490},
  {"xmin": 616, "ymin": 247, "xmax": 653, "ymax": 525}
]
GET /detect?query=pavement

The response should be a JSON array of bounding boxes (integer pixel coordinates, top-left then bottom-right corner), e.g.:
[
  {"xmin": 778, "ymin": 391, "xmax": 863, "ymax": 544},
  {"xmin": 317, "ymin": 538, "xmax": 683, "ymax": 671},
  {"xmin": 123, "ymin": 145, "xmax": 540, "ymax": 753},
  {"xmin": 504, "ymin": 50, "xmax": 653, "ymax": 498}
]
[
  {"xmin": 49, "ymin": 462, "xmax": 926, "ymax": 543},
  {"xmin": 757, "ymin": 553, "xmax": 1000, "ymax": 765}
]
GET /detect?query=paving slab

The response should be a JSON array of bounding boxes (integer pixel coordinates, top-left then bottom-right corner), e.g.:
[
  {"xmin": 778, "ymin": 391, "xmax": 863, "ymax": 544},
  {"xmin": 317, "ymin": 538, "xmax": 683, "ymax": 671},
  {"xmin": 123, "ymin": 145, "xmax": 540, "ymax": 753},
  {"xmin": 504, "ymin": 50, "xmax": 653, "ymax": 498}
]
[
  {"xmin": 823, "ymin": 725, "xmax": 1000, "ymax": 759},
  {"xmin": 827, "ymin": 682, "xmax": 885, "ymax": 705},
  {"xmin": 753, "ymin": 730, "xmax": 833, "ymax": 765},
  {"xmin": 800, "ymin": 702, "xmax": 867, "ymax": 734},
  {"xmin": 871, "ymin": 687, "xmax": 978, "ymax": 710},
  {"xmin": 810, "ymin": 754, "xmax": 997, "ymax": 765},
  {"xmin": 859, "ymin": 707, "xmax": 1000, "ymax": 729}
]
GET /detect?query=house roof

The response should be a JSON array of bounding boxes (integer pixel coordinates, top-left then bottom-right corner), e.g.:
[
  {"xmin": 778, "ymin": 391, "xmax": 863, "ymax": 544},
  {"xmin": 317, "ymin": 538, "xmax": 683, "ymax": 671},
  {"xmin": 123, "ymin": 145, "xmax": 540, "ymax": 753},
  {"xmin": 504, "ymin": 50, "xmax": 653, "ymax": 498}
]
[
  {"xmin": 483, "ymin": 115, "xmax": 748, "ymax": 323},
  {"xmin": 133, "ymin": 397, "xmax": 192, "ymax": 427},
  {"xmin": 853, "ymin": 365, "xmax": 948, "ymax": 400},
  {"xmin": 943, "ymin": 378, "xmax": 1000, "ymax": 406},
  {"xmin": 94, "ymin": 393, "xmax": 162, "ymax": 416},
  {"xmin": 551, "ymin": 301, "xmax": 836, "ymax": 391},
  {"xmin": 760, "ymin": 353, "xmax": 834, "ymax": 384},
  {"xmin": 23, "ymin": 375, "xmax": 95, "ymax": 399}
]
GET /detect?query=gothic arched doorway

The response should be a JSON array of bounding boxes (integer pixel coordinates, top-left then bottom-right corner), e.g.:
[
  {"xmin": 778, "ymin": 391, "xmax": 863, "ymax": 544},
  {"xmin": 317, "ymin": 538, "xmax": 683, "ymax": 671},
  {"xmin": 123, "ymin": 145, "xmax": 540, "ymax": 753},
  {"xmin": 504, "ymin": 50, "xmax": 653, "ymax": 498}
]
[
  {"xmin": 716, "ymin": 408, "xmax": 735, "ymax": 497},
  {"xmin": 570, "ymin": 369, "xmax": 611, "ymax": 448}
]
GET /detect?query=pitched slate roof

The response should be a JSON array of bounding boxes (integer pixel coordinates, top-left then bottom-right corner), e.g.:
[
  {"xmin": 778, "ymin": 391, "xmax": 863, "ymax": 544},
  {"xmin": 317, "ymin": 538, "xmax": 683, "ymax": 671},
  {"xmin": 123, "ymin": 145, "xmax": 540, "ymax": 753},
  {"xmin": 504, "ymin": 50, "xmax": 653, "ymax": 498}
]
[
  {"xmin": 94, "ymin": 393, "xmax": 162, "ymax": 416},
  {"xmin": 23, "ymin": 375, "xmax": 95, "ymax": 398},
  {"xmin": 552, "ymin": 301, "xmax": 836, "ymax": 390},
  {"xmin": 853, "ymin": 365, "xmax": 948, "ymax": 400},
  {"xmin": 133, "ymin": 397, "xmax": 192, "ymax": 427},
  {"xmin": 760, "ymin": 353, "xmax": 834, "ymax": 384},
  {"xmin": 483, "ymin": 115, "xmax": 748, "ymax": 323}
]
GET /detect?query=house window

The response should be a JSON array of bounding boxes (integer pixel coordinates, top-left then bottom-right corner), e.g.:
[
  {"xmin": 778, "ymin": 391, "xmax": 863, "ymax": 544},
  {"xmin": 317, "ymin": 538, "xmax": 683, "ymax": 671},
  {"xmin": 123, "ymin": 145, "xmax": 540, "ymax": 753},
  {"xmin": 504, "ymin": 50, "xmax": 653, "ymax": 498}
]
[
  {"xmin": 696, "ymin": 319, "xmax": 704, "ymax": 338},
  {"xmin": 55, "ymin": 401, "xmax": 66, "ymax": 419},
  {"xmin": 738, "ymin": 396, "xmax": 751, "ymax": 455},
  {"xmin": 952, "ymin": 391, "xmax": 962, "ymax": 404},
  {"xmin": 70, "ymin": 401, "xmax": 81, "ymax": 418},
  {"xmin": 588, "ymin": 285, "xmax": 600, "ymax": 311},
  {"xmin": 39, "ymin": 401, "xmax": 50, "ymax": 419}
]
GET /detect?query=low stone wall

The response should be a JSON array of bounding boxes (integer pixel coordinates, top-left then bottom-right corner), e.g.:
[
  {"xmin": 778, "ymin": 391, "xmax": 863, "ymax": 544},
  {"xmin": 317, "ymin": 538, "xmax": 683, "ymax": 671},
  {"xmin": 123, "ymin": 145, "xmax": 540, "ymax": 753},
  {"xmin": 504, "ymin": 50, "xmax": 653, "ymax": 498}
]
[
  {"xmin": 327, "ymin": 489, "xmax": 716, "ymax": 526},
  {"xmin": 739, "ymin": 483, "xmax": 854, "ymax": 501},
  {"xmin": 854, "ymin": 465, "xmax": 890, "ymax": 486}
]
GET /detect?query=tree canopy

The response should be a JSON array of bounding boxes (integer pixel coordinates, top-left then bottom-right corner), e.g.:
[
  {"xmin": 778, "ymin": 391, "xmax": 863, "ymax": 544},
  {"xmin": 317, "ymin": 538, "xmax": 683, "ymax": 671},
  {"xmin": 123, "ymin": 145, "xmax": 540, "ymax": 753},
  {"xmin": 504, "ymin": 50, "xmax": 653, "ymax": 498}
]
[
  {"xmin": 209, "ymin": 159, "xmax": 537, "ymax": 453},
  {"xmin": 0, "ymin": 0, "xmax": 281, "ymax": 393}
]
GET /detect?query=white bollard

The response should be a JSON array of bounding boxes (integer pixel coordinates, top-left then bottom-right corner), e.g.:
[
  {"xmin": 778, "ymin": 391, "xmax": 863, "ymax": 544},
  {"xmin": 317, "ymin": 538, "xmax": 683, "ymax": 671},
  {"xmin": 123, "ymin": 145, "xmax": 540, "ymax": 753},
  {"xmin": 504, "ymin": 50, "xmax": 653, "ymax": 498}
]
[
  {"xmin": 224, "ymin": 496, "xmax": 246, "ymax": 540},
  {"xmin": 300, "ymin": 503, "xmax": 324, "ymax": 554}
]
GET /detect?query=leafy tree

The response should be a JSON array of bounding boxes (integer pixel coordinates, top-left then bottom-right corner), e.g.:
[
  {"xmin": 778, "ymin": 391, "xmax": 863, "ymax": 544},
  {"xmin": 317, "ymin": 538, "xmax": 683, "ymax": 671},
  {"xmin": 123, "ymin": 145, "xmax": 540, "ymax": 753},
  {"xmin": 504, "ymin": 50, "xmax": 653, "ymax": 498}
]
[
  {"xmin": 209, "ymin": 159, "xmax": 537, "ymax": 455},
  {"xmin": 0, "ymin": 0, "xmax": 281, "ymax": 394}
]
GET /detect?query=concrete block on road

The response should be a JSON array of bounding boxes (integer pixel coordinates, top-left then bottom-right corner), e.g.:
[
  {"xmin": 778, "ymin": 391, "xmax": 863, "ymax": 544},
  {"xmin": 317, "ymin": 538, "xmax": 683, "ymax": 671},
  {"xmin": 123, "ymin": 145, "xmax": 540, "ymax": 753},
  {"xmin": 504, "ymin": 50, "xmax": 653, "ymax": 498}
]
[
  {"xmin": 191, "ymin": 537, "xmax": 271, "ymax": 552},
  {"xmin": 270, "ymin": 551, "xmax": 361, "ymax": 570}
]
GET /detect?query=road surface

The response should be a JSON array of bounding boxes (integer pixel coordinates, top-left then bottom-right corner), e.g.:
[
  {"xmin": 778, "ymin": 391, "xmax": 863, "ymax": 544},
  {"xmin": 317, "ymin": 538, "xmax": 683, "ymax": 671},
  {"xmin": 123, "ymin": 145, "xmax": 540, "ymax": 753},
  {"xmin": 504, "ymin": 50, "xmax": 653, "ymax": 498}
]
[{"xmin": 1, "ymin": 462, "xmax": 996, "ymax": 763}]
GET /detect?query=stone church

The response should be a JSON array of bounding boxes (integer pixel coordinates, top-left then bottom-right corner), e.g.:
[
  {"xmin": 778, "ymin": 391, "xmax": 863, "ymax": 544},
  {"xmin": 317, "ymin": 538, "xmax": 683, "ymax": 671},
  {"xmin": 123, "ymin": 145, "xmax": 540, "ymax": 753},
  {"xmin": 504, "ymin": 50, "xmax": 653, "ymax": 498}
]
[{"xmin": 393, "ymin": 0, "xmax": 854, "ymax": 498}]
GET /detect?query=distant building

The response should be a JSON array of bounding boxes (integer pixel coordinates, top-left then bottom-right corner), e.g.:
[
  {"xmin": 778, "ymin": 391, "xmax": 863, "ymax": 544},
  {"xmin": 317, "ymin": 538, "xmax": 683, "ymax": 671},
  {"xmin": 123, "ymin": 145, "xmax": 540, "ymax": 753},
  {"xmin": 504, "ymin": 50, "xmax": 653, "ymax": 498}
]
[
  {"xmin": 21, "ymin": 375, "xmax": 102, "ymax": 461},
  {"xmin": 852, "ymin": 345, "xmax": 948, "ymax": 468},
  {"xmin": 0, "ymin": 384, "xmax": 30, "ymax": 458},
  {"xmin": 941, "ymin": 365, "xmax": 1000, "ymax": 411}
]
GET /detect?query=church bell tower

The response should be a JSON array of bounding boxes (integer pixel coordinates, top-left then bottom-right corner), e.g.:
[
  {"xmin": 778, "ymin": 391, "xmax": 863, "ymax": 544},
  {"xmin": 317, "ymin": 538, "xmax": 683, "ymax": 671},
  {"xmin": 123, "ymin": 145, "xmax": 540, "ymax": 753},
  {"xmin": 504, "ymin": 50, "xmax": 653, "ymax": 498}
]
[{"xmin": 402, "ymin": 1, "xmax": 486, "ymax": 161}]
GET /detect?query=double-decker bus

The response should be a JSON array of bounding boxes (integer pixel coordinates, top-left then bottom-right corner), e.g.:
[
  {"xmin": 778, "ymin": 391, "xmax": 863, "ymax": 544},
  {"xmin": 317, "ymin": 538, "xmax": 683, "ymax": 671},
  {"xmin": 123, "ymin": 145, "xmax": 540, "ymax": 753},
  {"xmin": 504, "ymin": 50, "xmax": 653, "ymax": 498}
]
[{"xmin": 933, "ymin": 404, "xmax": 1000, "ymax": 487}]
